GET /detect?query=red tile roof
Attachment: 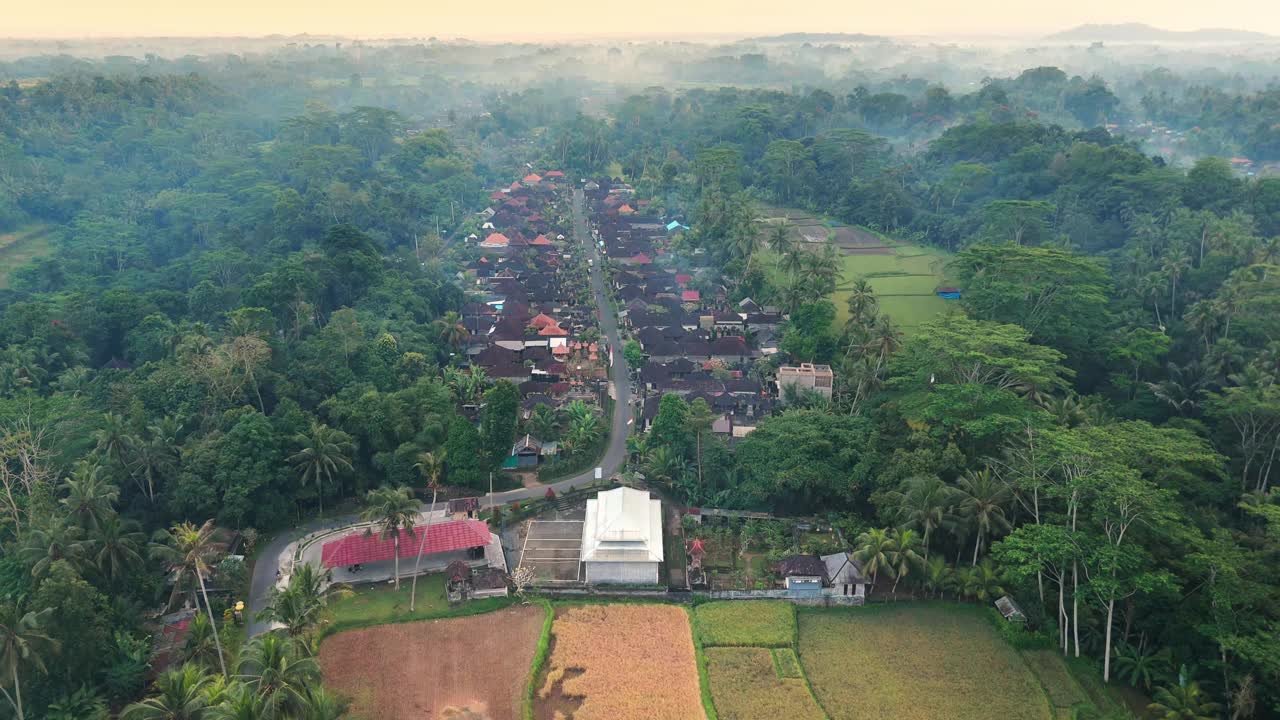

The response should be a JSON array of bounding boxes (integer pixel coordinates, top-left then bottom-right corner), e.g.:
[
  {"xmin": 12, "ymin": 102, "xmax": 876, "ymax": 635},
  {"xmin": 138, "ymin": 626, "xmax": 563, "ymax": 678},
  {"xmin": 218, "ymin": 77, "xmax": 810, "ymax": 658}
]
[
  {"xmin": 538, "ymin": 323, "xmax": 569, "ymax": 337},
  {"xmin": 618, "ymin": 204, "xmax": 635, "ymax": 214},
  {"xmin": 676, "ymin": 274, "xmax": 692, "ymax": 286},
  {"xmin": 481, "ymin": 232, "xmax": 511, "ymax": 247},
  {"xmin": 629, "ymin": 253, "xmax": 652, "ymax": 265},
  {"xmin": 545, "ymin": 170, "xmax": 565, "ymax": 178},
  {"xmin": 523, "ymin": 173, "xmax": 542, "ymax": 183},
  {"xmin": 530, "ymin": 312, "xmax": 559, "ymax": 329},
  {"xmin": 530, "ymin": 234, "xmax": 552, "ymax": 246},
  {"xmin": 682, "ymin": 290, "xmax": 701, "ymax": 302},
  {"xmin": 320, "ymin": 519, "xmax": 491, "ymax": 568}
]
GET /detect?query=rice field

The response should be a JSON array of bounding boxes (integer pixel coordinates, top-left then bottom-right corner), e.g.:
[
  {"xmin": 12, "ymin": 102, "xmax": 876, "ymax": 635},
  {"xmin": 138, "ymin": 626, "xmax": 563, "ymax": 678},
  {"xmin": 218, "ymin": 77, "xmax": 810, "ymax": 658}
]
[
  {"xmin": 705, "ymin": 647, "xmax": 826, "ymax": 720},
  {"xmin": 1022, "ymin": 650, "xmax": 1091, "ymax": 713},
  {"xmin": 0, "ymin": 225, "xmax": 53, "ymax": 289},
  {"xmin": 535, "ymin": 604, "xmax": 704, "ymax": 720},
  {"xmin": 694, "ymin": 600, "xmax": 795, "ymax": 648},
  {"xmin": 798, "ymin": 604, "xmax": 1051, "ymax": 720}
]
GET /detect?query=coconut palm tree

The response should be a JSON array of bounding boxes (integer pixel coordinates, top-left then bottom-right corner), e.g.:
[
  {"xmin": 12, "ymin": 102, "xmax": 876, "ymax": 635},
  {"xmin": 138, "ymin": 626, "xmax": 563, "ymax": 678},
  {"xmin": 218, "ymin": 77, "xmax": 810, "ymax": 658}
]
[
  {"xmin": 645, "ymin": 446, "xmax": 688, "ymax": 491},
  {"xmin": 1147, "ymin": 680, "xmax": 1222, "ymax": 720},
  {"xmin": 360, "ymin": 486, "xmax": 418, "ymax": 591},
  {"xmin": 409, "ymin": 450, "xmax": 446, "ymax": 612},
  {"xmin": 205, "ymin": 682, "xmax": 268, "ymax": 720},
  {"xmin": 20, "ymin": 518, "xmax": 87, "ymax": 579},
  {"xmin": 920, "ymin": 556, "xmax": 952, "ymax": 599},
  {"xmin": 888, "ymin": 528, "xmax": 925, "ymax": 593},
  {"xmin": 259, "ymin": 563, "xmax": 338, "ymax": 644},
  {"xmin": 151, "ymin": 520, "xmax": 228, "ymax": 677},
  {"xmin": 288, "ymin": 422, "xmax": 355, "ymax": 516},
  {"xmin": 182, "ymin": 614, "xmax": 222, "ymax": 670},
  {"xmin": 298, "ymin": 687, "xmax": 349, "ymax": 720},
  {"xmin": 92, "ymin": 515, "xmax": 146, "ymax": 584},
  {"xmin": 954, "ymin": 469, "xmax": 1012, "ymax": 566},
  {"xmin": 961, "ymin": 559, "xmax": 1005, "ymax": 603},
  {"xmin": 60, "ymin": 462, "xmax": 119, "ymax": 531},
  {"xmin": 120, "ymin": 665, "xmax": 213, "ymax": 720},
  {"xmin": 0, "ymin": 605, "xmax": 58, "ymax": 720},
  {"xmin": 91, "ymin": 412, "xmax": 134, "ymax": 471},
  {"xmin": 854, "ymin": 528, "xmax": 895, "ymax": 586},
  {"xmin": 131, "ymin": 417, "xmax": 182, "ymax": 504},
  {"xmin": 434, "ymin": 311, "xmax": 469, "ymax": 351},
  {"xmin": 886, "ymin": 476, "xmax": 953, "ymax": 560},
  {"xmin": 844, "ymin": 279, "xmax": 878, "ymax": 329},
  {"xmin": 767, "ymin": 222, "xmax": 793, "ymax": 256},
  {"xmin": 235, "ymin": 634, "xmax": 320, "ymax": 718}
]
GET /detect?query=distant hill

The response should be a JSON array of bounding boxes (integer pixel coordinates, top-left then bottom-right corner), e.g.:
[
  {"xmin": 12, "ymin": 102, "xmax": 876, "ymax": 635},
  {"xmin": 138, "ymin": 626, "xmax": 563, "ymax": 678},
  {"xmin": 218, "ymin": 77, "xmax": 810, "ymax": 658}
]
[
  {"xmin": 1046, "ymin": 23, "xmax": 1277, "ymax": 43},
  {"xmin": 746, "ymin": 32, "xmax": 887, "ymax": 44}
]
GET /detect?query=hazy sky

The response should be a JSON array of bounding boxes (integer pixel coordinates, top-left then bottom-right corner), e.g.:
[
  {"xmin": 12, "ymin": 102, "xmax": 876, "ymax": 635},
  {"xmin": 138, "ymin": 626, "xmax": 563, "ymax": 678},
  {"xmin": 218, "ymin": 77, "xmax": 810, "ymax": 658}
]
[{"xmin": 6, "ymin": 0, "xmax": 1280, "ymax": 39}]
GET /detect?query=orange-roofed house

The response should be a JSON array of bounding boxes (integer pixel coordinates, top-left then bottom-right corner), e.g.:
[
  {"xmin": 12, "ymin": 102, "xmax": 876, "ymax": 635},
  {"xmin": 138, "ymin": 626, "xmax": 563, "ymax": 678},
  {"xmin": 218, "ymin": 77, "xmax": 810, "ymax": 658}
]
[
  {"xmin": 523, "ymin": 173, "xmax": 542, "ymax": 184},
  {"xmin": 681, "ymin": 290, "xmax": 701, "ymax": 303},
  {"xmin": 530, "ymin": 313, "xmax": 559, "ymax": 329},
  {"xmin": 530, "ymin": 234, "xmax": 553, "ymax": 246},
  {"xmin": 479, "ymin": 232, "xmax": 511, "ymax": 249},
  {"xmin": 545, "ymin": 170, "xmax": 565, "ymax": 178},
  {"xmin": 618, "ymin": 204, "xmax": 635, "ymax": 215},
  {"xmin": 538, "ymin": 323, "xmax": 569, "ymax": 337}
]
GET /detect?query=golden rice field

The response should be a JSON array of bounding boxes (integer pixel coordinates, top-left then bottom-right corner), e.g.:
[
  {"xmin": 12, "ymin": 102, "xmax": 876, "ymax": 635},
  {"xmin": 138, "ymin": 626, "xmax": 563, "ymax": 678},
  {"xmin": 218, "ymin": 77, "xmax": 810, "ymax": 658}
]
[
  {"xmin": 798, "ymin": 605, "xmax": 1051, "ymax": 720},
  {"xmin": 705, "ymin": 647, "xmax": 825, "ymax": 720},
  {"xmin": 535, "ymin": 604, "xmax": 704, "ymax": 720}
]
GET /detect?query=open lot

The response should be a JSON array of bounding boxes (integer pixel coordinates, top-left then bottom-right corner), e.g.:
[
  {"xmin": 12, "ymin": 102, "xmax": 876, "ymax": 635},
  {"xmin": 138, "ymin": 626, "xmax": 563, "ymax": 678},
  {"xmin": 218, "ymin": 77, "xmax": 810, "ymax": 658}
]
[
  {"xmin": 320, "ymin": 604, "xmax": 545, "ymax": 720},
  {"xmin": 693, "ymin": 600, "xmax": 795, "ymax": 648},
  {"xmin": 536, "ymin": 604, "xmax": 704, "ymax": 720},
  {"xmin": 798, "ymin": 604, "xmax": 1051, "ymax": 720},
  {"xmin": 705, "ymin": 647, "xmax": 825, "ymax": 720},
  {"xmin": 518, "ymin": 518, "xmax": 584, "ymax": 583}
]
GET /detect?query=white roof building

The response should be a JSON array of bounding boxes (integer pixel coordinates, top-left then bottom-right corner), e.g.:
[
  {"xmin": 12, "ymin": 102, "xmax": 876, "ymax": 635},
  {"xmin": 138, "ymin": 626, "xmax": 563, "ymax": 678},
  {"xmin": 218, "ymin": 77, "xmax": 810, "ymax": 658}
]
[{"xmin": 580, "ymin": 486, "xmax": 663, "ymax": 585}]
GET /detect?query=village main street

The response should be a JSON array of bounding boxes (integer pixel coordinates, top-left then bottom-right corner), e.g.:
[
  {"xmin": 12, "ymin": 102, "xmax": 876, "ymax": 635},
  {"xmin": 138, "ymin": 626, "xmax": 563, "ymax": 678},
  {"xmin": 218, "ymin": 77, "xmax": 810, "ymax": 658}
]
[{"xmin": 247, "ymin": 186, "xmax": 632, "ymax": 636}]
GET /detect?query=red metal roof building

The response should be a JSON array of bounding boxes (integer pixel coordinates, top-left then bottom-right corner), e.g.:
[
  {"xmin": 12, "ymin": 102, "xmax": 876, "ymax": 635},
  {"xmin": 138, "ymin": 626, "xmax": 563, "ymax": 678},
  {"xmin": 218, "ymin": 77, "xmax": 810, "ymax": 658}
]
[{"xmin": 320, "ymin": 519, "xmax": 491, "ymax": 568}]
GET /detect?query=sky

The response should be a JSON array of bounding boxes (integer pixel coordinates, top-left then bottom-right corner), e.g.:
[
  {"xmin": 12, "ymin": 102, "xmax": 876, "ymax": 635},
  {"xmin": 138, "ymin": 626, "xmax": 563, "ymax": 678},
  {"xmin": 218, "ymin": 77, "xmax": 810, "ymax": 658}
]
[{"xmin": 5, "ymin": 0, "xmax": 1280, "ymax": 39}]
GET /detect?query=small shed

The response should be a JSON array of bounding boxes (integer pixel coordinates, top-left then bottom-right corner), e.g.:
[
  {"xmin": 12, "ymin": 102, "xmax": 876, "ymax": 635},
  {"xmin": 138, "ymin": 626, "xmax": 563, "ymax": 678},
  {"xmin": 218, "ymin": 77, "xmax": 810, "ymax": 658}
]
[
  {"xmin": 780, "ymin": 554, "xmax": 827, "ymax": 597},
  {"xmin": 508, "ymin": 435, "xmax": 543, "ymax": 469},
  {"xmin": 995, "ymin": 595, "xmax": 1027, "ymax": 622},
  {"xmin": 471, "ymin": 568, "xmax": 510, "ymax": 599},
  {"xmin": 822, "ymin": 552, "xmax": 868, "ymax": 599}
]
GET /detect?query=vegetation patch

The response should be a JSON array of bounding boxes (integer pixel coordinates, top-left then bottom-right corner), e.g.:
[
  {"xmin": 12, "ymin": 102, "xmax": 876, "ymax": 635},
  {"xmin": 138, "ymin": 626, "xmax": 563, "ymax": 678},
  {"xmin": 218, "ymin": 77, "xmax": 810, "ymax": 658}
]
[
  {"xmin": 798, "ymin": 604, "xmax": 1050, "ymax": 720},
  {"xmin": 694, "ymin": 600, "xmax": 795, "ymax": 648},
  {"xmin": 0, "ymin": 225, "xmax": 53, "ymax": 288},
  {"xmin": 705, "ymin": 647, "xmax": 826, "ymax": 720},
  {"xmin": 320, "ymin": 604, "xmax": 546, "ymax": 720},
  {"xmin": 535, "ymin": 604, "xmax": 704, "ymax": 720},
  {"xmin": 1021, "ymin": 650, "xmax": 1090, "ymax": 711},
  {"xmin": 321, "ymin": 575, "xmax": 517, "ymax": 637},
  {"xmin": 771, "ymin": 647, "xmax": 803, "ymax": 679}
]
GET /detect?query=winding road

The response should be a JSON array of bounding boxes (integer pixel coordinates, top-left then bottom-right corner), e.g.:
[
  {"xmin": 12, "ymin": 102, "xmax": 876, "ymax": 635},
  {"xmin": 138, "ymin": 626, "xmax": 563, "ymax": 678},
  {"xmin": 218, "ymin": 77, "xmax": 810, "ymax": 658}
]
[{"xmin": 247, "ymin": 186, "xmax": 631, "ymax": 636}]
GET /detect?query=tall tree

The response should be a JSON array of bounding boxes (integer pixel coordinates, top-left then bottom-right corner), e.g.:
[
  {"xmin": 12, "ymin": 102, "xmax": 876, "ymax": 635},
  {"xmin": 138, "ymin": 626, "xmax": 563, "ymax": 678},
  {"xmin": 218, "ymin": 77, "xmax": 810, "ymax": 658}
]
[
  {"xmin": 360, "ymin": 486, "xmax": 418, "ymax": 591},
  {"xmin": 151, "ymin": 520, "xmax": 228, "ymax": 678},
  {"xmin": 287, "ymin": 422, "xmax": 355, "ymax": 516},
  {"xmin": 0, "ymin": 606, "xmax": 58, "ymax": 720}
]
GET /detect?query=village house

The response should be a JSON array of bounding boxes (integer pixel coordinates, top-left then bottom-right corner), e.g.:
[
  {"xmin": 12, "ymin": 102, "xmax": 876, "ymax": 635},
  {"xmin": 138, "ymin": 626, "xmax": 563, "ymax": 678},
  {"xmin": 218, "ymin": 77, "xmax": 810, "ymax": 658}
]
[
  {"xmin": 777, "ymin": 362, "xmax": 834, "ymax": 401},
  {"xmin": 580, "ymin": 486, "xmax": 664, "ymax": 585}
]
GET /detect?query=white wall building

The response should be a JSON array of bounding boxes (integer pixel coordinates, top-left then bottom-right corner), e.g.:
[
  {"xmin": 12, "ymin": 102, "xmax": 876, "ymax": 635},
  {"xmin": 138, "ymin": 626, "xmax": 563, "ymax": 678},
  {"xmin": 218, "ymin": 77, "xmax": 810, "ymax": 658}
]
[{"xmin": 580, "ymin": 486, "xmax": 663, "ymax": 585}]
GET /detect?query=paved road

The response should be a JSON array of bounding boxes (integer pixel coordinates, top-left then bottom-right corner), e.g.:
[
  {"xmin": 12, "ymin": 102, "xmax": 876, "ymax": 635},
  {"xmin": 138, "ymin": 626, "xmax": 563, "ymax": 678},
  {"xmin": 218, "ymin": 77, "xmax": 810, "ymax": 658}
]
[{"xmin": 247, "ymin": 186, "xmax": 631, "ymax": 636}]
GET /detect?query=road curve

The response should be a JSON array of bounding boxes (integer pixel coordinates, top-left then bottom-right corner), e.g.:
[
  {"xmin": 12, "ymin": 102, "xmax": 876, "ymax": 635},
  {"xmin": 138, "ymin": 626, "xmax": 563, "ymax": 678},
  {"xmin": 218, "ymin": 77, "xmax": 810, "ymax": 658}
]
[{"xmin": 247, "ymin": 187, "xmax": 630, "ymax": 636}]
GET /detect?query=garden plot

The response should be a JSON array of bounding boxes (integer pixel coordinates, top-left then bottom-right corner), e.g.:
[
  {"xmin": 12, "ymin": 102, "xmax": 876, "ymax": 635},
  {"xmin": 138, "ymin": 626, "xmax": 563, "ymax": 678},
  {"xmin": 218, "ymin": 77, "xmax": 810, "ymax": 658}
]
[
  {"xmin": 320, "ymin": 604, "xmax": 545, "ymax": 720},
  {"xmin": 798, "ymin": 604, "xmax": 1050, "ymax": 720},
  {"xmin": 694, "ymin": 600, "xmax": 795, "ymax": 648},
  {"xmin": 535, "ymin": 604, "xmax": 704, "ymax": 720}
]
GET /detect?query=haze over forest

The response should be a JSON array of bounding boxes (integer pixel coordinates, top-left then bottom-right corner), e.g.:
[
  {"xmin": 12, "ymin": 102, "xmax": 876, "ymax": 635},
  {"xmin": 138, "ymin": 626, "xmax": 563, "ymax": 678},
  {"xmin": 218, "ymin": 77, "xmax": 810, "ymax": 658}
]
[{"xmin": 3, "ymin": 5, "xmax": 1280, "ymax": 720}]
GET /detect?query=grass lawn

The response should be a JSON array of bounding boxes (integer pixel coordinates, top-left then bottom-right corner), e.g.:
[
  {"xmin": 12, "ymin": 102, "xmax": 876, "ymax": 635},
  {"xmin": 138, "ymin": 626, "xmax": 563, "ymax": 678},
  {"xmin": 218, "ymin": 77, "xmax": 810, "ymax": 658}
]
[
  {"xmin": 325, "ymin": 575, "xmax": 450, "ymax": 627},
  {"xmin": 705, "ymin": 647, "xmax": 826, "ymax": 720},
  {"xmin": 694, "ymin": 600, "xmax": 795, "ymax": 648},
  {"xmin": 0, "ymin": 225, "xmax": 53, "ymax": 289},
  {"xmin": 798, "ymin": 604, "xmax": 1051, "ymax": 720}
]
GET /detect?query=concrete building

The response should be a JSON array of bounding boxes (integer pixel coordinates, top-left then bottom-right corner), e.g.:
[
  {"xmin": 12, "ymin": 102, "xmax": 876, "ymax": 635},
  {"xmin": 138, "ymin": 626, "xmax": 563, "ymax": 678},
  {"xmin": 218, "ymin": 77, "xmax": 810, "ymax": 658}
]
[
  {"xmin": 777, "ymin": 362, "xmax": 834, "ymax": 401},
  {"xmin": 580, "ymin": 486, "xmax": 663, "ymax": 585}
]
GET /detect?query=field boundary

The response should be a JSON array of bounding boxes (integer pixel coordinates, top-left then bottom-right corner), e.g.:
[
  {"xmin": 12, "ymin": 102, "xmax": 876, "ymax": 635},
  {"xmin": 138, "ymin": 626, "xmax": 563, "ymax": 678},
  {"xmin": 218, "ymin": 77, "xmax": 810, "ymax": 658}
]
[
  {"xmin": 686, "ymin": 605, "xmax": 721, "ymax": 720},
  {"xmin": 523, "ymin": 598, "xmax": 555, "ymax": 720},
  {"xmin": 318, "ymin": 593, "xmax": 518, "ymax": 642}
]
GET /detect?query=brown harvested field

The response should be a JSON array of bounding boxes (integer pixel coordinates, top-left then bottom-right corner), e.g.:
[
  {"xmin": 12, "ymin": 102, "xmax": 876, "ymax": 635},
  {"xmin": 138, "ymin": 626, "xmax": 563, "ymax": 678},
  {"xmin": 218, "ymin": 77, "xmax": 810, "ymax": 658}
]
[
  {"xmin": 320, "ymin": 605, "xmax": 545, "ymax": 720},
  {"xmin": 536, "ymin": 604, "xmax": 704, "ymax": 720}
]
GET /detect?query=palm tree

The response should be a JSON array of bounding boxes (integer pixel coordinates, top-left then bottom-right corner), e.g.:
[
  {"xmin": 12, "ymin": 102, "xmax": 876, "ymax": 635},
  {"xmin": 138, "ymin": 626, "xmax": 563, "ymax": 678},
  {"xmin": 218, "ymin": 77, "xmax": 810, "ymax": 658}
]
[
  {"xmin": 954, "ymin": 469, "xmax": 1011, "ymax": 566},
  {"xmin": 1161, "ymin": 250, "xmax": 1191, "ymax": 319},
  {"xmin": 235, "ymin": 634, "xmax": 320, "ymax": 719},
  {"xmin": 886, "ymin": 476, "xmax": 953, "ymax": 560},
  {"xmin": 409, "ymin": 450, "xmax": 446, "ymax": 612},
  {"xmin": 961, "ymin": 559, "xmax": 1005, "ymax": 603},
  {"xmin": 528, "ymin": 404, "xmax": 558, "ymax": 440},
  {"xmin": 121, "ymin": 665, "xmax": 212, "ymax": 720},
  {"xmin": 92, "ymin": 515, "xmax": 146, "ymax": 584},
  {"xmin": 91, "ymin": 412, "xmax": 134, "ymax": 471},
  {"xmin": 645, "ymin": 446, "xmax": 688, "ymax": 490},
  {"xmin": 564, "ymin": 414, "xmax": 602, "ymax": 456},
  {"xmin": 288, "ymin": 422, "xmax": 355, "ymax": 516},
  {"xmin": 0, "ymin": 606, "xmax": 58, "ymax": 720},
  {"xmin": 205, "ymin": 682, "xmax": 268, "ymax": 720},
  {"xmin": 360, "ymin": 486, "xmax": 418, "ymax": 591},
  {"xmin": 1113, "ymin": 642, "xmax": 1171, "ymax": 691},
  {"xmin": 20, "ymin": 518, "xmax": 87, "ymax": 579},
  {"xmin": 151, "ymin": 520, "xmax": 228, "ymax": 677},
  {"xmin": 920, "ymin": 556, "xmax": 952, "ymax": 599},
  {"xmin": 298, "ymin": 687, "xmax": 349, "ymax": 720},
  {"xmin": 845, "ymin": 279, "xmax": 877, "ymax": 328},
  {"xmin": 434, "ymin": 311, "xmax": 469, "ymax": 351},
  {"xmin": 767, "ymin": 222, "xmax": 793, "ymax": 257},
  {"xmin": 854, "ymin": 528, "xmax": 895, "ymax": 586},
  {"xmin": 182, "ymin": 614, "xmax": 222, "ymax": 670},
  {"xmin": 1147, "ymin": 681, "xmax": 1222, "ymax": 720},
  {"xmin": 259, "ymin": 563, "xmax": 337, "ymax": 643},
  {"xmin": 888, "ymin": 528, "xmax": 925, "ymax": 593},
  {"xmin": 131, "ymin": 417, "xmax": 182, "ymax": 504},
  {"xmin": 60, "ymin": 462, "xmax": 119, "ymax": 531}
]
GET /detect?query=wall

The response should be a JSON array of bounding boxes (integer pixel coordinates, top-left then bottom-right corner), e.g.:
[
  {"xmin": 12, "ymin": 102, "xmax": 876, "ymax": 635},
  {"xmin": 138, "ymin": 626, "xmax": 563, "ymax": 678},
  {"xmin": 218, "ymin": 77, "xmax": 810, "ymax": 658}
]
[{"xmin": 585, "ymin": 560, "xmax": 659, "ymax": 585}]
